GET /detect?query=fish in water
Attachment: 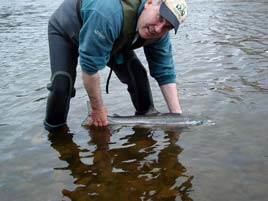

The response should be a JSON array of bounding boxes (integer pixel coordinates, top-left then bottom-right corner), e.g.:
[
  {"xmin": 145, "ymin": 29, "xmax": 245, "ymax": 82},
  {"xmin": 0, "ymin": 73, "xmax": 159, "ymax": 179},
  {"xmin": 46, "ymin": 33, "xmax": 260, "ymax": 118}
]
[
  {"xmin": 82, "ymin": 103, "xmax": 211, "ymax": 128},
  {"xmin": 108, "ymin": 113, "xmax": 203, "ymax": 127}
]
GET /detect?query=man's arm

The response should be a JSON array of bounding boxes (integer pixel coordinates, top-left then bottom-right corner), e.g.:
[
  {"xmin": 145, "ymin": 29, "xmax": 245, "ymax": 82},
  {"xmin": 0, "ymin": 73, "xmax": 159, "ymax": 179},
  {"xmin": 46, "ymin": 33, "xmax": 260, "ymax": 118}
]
[
  {"xmin": 82, "ymin": 72, "xmax": 108, "ymax": 126},
  {"xmin": 160, "ymin": 83, "xmax": 182, "ymax": 114},
  {"xmin": 144, "ymin": 34, "xmax": 182, "ymax": 113}
]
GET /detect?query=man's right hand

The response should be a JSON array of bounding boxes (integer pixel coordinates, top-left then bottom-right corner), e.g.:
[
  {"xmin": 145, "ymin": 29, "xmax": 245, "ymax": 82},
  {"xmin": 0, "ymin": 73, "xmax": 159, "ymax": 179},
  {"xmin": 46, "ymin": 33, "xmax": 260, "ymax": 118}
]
[
  {"xmin": 82, "ymin": 72, "xmax": 108, "ymax": 127},
  {"xmin": 88, "ymin": 106, "xmax": 108, "ymax": 127}
]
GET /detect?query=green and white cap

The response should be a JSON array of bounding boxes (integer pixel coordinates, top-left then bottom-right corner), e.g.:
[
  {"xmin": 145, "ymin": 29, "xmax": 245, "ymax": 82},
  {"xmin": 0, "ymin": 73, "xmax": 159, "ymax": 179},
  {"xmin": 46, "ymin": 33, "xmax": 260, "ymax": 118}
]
[{"xmin": 160, "ymin": 0, "xmax": 187, "ymax": 33}]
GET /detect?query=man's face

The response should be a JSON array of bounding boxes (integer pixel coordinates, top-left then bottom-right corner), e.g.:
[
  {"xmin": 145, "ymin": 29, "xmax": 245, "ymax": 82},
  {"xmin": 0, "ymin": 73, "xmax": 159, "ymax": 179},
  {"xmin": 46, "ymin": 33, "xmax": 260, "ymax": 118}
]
[{"xmin": 137, "ymin": 0, "xmax": 173, "ymax": 39}]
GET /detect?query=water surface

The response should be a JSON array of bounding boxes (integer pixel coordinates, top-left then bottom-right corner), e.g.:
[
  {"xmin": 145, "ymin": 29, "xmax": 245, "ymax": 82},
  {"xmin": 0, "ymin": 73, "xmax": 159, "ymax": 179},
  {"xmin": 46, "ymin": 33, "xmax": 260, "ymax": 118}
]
[{"xmin": 0, "ymin": 0, "xmax": 267, "ymax": 200}]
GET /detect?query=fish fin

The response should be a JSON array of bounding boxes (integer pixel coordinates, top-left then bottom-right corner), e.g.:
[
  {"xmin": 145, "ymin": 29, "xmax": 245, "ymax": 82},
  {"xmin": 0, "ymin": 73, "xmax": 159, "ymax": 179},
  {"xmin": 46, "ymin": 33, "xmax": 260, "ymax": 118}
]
[
  {"xmin": 112, "ymin": 113, "xmax": 120, "ymax": 117},
  {"xmin": 86, "ymin": 101, "xmax": 92, "ymax": 115},
  {"xmin": 81, "ymin": 101, "xmax": 91, "ymax": 127},
  {"xmin": 81, "ymin": 116, "xmax": 89, "ymax": 127}
]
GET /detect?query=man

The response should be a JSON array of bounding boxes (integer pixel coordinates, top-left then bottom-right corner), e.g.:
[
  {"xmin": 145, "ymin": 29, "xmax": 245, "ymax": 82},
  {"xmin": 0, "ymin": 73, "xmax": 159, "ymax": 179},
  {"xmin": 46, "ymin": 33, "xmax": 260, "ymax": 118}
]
[{"xmin": 44, "ymin": 0, "xmax": 187, "ymax": 132}]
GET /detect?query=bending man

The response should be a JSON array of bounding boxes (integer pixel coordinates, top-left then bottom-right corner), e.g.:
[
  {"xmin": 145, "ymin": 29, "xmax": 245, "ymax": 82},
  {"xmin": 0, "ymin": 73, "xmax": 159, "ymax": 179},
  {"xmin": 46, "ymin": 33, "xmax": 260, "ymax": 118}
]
[{"xmin": 44, "ymin": 0, "xmax": 187, "ymax": 131}]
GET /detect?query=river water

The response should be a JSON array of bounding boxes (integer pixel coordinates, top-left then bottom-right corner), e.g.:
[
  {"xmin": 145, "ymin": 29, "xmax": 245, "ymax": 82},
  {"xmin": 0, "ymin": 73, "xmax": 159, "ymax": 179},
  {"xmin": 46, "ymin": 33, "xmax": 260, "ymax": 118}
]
[{"xmin": 0, "ymin": 0, "xmax": 268, "ymax": 200}]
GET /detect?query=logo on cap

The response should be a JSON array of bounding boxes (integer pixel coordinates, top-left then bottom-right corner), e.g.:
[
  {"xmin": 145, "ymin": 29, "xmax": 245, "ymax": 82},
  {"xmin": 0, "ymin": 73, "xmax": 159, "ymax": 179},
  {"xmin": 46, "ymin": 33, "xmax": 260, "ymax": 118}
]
[
  {"xmin": 176, "ymin": 3, "xmax": 186, "ymax": 17},
  {"xmin": 160, "ymin": 0, "xmax": 187, "ymax": 33}
]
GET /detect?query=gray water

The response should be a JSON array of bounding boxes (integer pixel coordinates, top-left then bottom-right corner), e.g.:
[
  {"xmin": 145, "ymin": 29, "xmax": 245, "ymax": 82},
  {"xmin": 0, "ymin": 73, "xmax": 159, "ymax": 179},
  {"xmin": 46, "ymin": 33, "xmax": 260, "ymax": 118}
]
[{"xmin": 0, "ymin": 0, "xmax": 268, "ymax": 200}]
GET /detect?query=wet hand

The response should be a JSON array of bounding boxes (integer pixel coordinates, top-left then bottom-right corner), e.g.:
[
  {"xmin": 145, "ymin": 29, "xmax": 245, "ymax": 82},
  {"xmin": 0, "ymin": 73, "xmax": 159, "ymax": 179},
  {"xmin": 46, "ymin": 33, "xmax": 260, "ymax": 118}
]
[{"xmin": 88, "ymin": 106, "xmax": 108, "ymax": 127}]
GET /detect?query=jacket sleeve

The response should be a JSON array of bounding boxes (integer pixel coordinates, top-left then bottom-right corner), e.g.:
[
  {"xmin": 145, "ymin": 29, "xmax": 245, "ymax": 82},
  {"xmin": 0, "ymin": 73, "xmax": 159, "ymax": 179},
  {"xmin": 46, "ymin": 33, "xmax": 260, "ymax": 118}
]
[
  {"xmin": 79, "ymin": 10, "xmax": 120, "ymax": 74},
  {"xmin": 143, "ymin": 33, "xmax": 176, "ymax": 86}
]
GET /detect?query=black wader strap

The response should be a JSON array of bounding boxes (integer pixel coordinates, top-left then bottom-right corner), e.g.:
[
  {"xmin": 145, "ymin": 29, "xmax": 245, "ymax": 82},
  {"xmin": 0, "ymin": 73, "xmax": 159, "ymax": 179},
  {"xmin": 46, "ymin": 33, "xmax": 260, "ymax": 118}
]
[
  {"xmin": 106, "ymin": 68, "xmax": 113, "ymax": 94},
  {"xmin": 76, "ymin": 0, "xmax": 83, "ymax": 25}
]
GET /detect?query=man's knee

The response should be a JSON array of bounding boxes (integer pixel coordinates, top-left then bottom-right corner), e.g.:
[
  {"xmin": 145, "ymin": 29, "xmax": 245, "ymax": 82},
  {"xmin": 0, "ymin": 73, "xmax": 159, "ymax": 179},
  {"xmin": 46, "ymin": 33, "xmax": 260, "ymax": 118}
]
[
  {"xmin": 44, "ymin": 72, "xmax": 75, "ymax": 132},
  {"xmin": 47, "ymin": 72, "xmax": 75, "ymax": 98}
]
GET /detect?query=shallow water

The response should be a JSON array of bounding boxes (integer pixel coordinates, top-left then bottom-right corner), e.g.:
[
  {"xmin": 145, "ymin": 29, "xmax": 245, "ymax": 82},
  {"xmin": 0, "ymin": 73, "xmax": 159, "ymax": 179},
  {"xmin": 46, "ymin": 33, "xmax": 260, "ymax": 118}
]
[{"xmin": 0, "ymin": 0, "xmax": 268, "ymax": 200}]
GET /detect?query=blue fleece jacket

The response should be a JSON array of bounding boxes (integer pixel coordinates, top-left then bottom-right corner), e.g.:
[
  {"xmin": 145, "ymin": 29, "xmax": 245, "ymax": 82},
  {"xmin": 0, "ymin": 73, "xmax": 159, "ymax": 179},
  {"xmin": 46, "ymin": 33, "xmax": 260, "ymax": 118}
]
[{"xmin": 79, "ymin": 0, "xmax": 176, "ymax": 86}]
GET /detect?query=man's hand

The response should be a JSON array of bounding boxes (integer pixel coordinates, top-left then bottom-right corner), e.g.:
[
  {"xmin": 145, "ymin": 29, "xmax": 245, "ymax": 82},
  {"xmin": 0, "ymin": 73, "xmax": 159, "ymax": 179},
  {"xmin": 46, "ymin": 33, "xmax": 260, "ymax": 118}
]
[
  {"xmin": 82, "ymin": 72, "xmax": 108, "ymax": 126},
  {"xmin": 88, "ymin": 106, "xmax": 108, "ymax": 127}
]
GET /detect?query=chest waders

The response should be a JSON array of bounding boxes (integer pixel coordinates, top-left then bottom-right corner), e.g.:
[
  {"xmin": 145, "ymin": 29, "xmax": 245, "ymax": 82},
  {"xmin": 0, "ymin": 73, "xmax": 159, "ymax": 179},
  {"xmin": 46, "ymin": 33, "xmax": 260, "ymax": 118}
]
[
  {"xmin": 44, "ymin": 0, "xmax": 80, "ymax": 132},
  {"xmin": 44, "ymin": 0, "xmax": 156, "ymax": 132}
]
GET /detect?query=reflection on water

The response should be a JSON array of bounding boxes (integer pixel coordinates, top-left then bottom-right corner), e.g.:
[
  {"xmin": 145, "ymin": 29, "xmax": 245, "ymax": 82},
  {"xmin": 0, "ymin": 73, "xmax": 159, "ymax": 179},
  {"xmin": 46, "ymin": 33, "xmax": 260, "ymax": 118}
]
[
  {"xmin": 1, "ymin": 0, "xmax": 268, "ymax": 200},
  {"xmin": 49, "ymin": 127, "xmax": 193, "ymax": 201}
]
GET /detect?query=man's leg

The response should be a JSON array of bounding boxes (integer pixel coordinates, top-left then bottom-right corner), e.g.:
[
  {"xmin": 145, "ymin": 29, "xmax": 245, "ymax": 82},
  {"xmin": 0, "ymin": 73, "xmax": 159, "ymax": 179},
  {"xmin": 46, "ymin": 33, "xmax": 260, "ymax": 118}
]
[
  {"xmin": 44, "ymin": 23, "xmax": 78, "ymax": 132},
  {"xmin": 112, "ymin": 51, "xmax": 157, "ymax": 115}
]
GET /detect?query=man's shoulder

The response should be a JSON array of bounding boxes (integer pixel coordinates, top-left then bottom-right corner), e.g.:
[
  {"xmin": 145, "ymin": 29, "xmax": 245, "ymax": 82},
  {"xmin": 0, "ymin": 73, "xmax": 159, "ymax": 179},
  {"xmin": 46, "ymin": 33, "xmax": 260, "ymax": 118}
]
[
  {"xmin": 82, "ymin": 0, "xmax": 122, "ymax": 17},
  {"xmin": 81, "ymin": 0, "xmax": 123, "ymax": 35}
]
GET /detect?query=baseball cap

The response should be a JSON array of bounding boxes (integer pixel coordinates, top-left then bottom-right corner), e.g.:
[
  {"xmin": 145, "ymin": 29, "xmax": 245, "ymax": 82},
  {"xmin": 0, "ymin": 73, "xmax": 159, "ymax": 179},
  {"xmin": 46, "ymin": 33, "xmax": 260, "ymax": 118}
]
[{"xmin": 160, "ymin": 0, "xmax": 187, "ymax": 34}]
